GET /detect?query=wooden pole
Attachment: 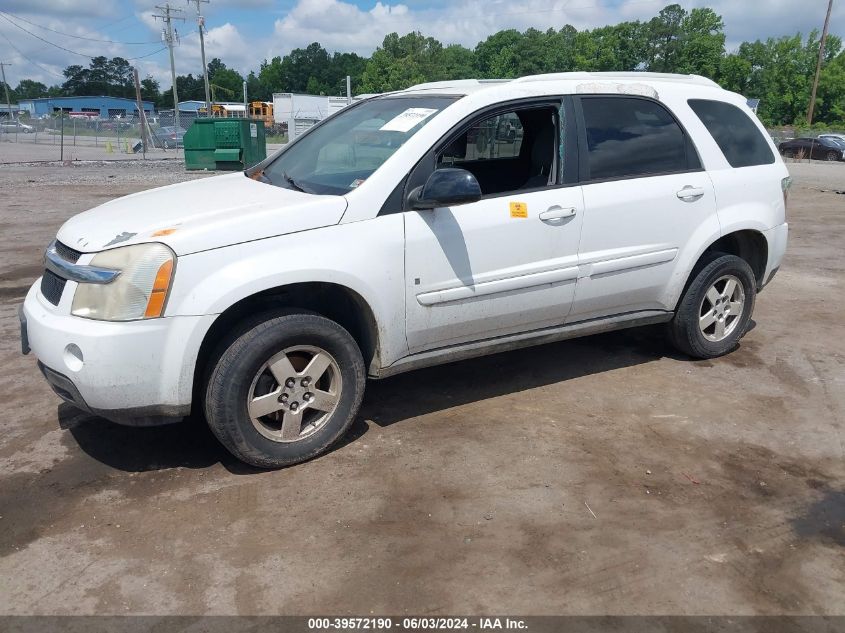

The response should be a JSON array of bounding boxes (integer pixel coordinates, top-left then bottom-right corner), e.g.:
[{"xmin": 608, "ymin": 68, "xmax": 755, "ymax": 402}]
[
  {"xmin": 807, "ymin": 0, "xmax": 835, "ymax": 125},
  {"xmin": 133, "ymin": 67, "xmax": 148, "ymax": 156}
]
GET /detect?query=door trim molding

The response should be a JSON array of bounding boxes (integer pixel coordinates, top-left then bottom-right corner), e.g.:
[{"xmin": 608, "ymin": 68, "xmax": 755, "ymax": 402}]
[
  {"xmin": 416, "ymin": 266, "xmax": 580, "ymax": 306},
  {"xmin": 374, "ymin": 309, "xmax": 672, "ymax": 378},
  {"xmin": 579, "ymin": 248, "xmax": 678, "ymax": 278}
]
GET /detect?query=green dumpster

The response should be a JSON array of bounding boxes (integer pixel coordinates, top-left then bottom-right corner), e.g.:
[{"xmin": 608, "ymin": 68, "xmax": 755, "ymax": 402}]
[{"xmin": 184, "ymin": 118, "xmax": 267, "ymax": 171}]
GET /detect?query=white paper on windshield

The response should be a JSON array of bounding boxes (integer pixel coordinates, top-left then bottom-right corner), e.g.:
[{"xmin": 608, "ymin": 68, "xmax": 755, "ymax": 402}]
[{"xmin": 379, "ymin": 108, "xmax": 438, "ymax": 132}]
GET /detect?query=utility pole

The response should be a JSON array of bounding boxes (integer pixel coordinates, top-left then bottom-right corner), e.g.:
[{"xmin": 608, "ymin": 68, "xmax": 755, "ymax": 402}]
[
  {"xmin": 0, "ymin": 62, "xmax": 13, "ymax": 123},
  {"xmin": 187, "ymin": 0, "xmax": 211, "ymax": 117},
  {"xmin": 154, "ymin": 4, "xmax": 185, "ymax": 127},
  {"xmin": 346, "ymin": 75, "xmax": 351, "ymax": 105},
  {"xmin": 807, "ymin": 0, "xmax": 834, "ymax": 125},
  {"xmin": 133, "ymin": 67, "xmax": 149, "ymax": 155}
]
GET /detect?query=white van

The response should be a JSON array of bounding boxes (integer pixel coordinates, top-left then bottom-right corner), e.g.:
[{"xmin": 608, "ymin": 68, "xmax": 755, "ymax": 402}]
[{"xmin": 21, "ymin": 73, "xmax": 790, "ymax": 467}]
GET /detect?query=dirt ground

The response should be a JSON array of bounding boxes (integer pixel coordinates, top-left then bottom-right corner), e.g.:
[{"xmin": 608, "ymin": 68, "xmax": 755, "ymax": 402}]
[{"xmin": 0, "ymin": 159, "xmax": 843, "ymax": 616}]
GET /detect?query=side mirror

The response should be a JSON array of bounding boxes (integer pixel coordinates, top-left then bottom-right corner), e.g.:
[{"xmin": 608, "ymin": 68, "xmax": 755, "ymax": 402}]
[{"xmin": 409, "ymin": 168, "xmax": 482, "ymax": 210}]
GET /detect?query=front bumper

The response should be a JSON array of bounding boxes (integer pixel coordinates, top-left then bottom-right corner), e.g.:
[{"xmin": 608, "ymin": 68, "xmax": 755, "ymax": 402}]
[{"xmin": 22, "ymin": 280, "xmax": 216, "ymax": 426}]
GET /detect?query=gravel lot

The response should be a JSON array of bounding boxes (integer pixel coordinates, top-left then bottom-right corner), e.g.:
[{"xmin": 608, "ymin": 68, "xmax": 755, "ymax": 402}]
[{"xmin": 0, "ymin": 160, "xmax": 843, "ymax": 615}]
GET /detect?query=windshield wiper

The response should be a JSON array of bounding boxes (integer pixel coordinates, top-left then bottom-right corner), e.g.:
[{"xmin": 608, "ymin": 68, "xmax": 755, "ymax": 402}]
[{"xmin": 282, "ymin": 171, "xmax": 311, "ymax": 193}]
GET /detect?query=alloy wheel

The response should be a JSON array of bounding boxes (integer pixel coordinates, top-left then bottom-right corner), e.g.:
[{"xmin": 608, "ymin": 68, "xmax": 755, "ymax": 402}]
[
  {"xmin": 698, "ymin": 274, "xmax": 746, "ymax": 342},
  {"xmin": 247, "ymin": 345, "xmax": 342, "ymax": 442}
]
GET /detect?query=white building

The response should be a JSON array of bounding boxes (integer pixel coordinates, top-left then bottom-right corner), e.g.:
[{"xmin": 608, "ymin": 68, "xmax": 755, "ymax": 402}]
[{"xmin": 273, "ymin": 93, "xmax": 365, "ymax": 140}]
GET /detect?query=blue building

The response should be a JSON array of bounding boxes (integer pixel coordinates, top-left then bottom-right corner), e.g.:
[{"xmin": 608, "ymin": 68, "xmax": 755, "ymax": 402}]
[
  {"xmin": 177, "ymin": 100, "xmax": 207, "ymax": 113},
  {"xmin": 17, "ymin": 96, "xmax": 154, "ymax": 119}
]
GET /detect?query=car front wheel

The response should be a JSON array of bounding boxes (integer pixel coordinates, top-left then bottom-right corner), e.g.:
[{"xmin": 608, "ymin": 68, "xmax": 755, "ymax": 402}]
[
  {"xmin": 205, "ymin": 311, "xmax": 366, "ymax": 468},
  {"xmin": 668, "ymin": 253, "xmax": 756, "ymax": 359},
  {"xmin": 826, "ymin": 150, "xmax": 839, "ymax": 161}
]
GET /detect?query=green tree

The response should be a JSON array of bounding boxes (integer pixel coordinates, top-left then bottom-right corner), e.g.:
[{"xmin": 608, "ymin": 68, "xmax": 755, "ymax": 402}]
[
  {"xmin": 281, "ymin": 42, "xmax": 332, "ymax": 93},
  {"xmin": 246, "ymin": 70, "xmax": 266, "ymax": 101},
  {"xmin": 140, "ymin": 76, "xmax": 160, "ymax": 104},
  {"xmin": 475, "ymin": 29, "xmax": 522, "ymax": 77},
  {"xmin": 208, "ymin": 61, "xmax": 245, "ymax": 101},
  {"xmin": 676, "ymin": 8, "xmax": 725, "ymax": 77},
  {"xmin": 645, "ymin": 3, "xmax": 687, "ymax": 72},
  {"xmin": 258, "ymin": 56, "xmax": 285, "ymax": 94},
  {"xmin": 60, "ymin": 57, "xmax": 135, "ymax": 97},
  {"xmin": 361, "ymin": 32, "xmax": 444, "ymax": 92},
  {"xmin": 815, "ymin": 49, "xmax": 845, "ymax": 122},
  {"xmin": 326, "ymin": 51, "xmax": 367, "ymax": 96},
  {"xmin": 14, "ymin": 79, "xmax": 48, "ymax": 99},
  {"xmin": 175, "ymin": 74, "xmax": 205, "ymax": 101},
  {"xmin": 438, "ymin": 44, "xmax": 475, "ymax": 80}
]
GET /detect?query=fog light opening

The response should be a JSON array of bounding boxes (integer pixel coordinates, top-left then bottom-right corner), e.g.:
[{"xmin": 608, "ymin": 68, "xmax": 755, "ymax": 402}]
[{"xmin": 63, "ymin": 344, "xmax": 84, "ymax": 372}]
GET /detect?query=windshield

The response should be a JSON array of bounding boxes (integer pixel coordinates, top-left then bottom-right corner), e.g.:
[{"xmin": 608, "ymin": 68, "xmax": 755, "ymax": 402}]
[{"xmin": 261, "ymin": 95, "xmax": 458, "ymax": 195}]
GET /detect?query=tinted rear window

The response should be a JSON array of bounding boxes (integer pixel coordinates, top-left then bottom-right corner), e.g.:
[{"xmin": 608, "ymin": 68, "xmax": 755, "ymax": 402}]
[
  {"xmin": 688, "ymin": 99, "xmax": 775, "ymax": 168},
  {"xmin": 580, "ymin": 97, "xmax": 694, "ymax": 181}
]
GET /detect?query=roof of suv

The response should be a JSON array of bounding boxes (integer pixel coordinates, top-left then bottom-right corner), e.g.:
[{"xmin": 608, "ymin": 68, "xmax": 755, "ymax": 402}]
[{"xmin": 398, "ymin": 72, "xmax": 722, "ymax": 97}]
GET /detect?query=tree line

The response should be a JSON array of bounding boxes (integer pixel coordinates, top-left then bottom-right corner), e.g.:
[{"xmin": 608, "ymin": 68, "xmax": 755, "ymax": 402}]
[{"xmin": 2, "ymin": 4, "xmax": 843, "ymax": 127}]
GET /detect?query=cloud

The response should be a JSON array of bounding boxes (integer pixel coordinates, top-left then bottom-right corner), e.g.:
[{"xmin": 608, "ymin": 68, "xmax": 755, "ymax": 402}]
[{"xmin": 0, "ymin": 0, "xmax": 115, "ymax": 18}]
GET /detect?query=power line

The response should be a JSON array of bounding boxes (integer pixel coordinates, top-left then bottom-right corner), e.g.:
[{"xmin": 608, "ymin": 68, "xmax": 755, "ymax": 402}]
[
  {"xmin": 0, "ymin": 11, "xmax": 160, "ymax": 45},
  {"xmin": 0, "ymin": 29, "xmax": 65, "ymax": 79},
  {"xmin": 0, "ymin": 13, "xmax": 167, "ymax": 61}
]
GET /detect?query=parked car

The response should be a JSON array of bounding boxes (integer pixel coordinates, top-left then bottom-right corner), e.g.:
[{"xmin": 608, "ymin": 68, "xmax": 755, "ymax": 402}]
[
  {"xmin": 778, "ymin": 136, "xmax": 844, "ymax": 161},
  {"xmin": 0, "ymin": 120, "xmax": 34, "ymax": 133},
  {"xmin": 21, "ymin": 72, "xmax": 790, "ymax": 468},
  {"xmin": 817, "ymin": 133, "xmax": 845, "ymax": 145},
  {"xmin": 151, "ymin": 125, "xmax": 186, "ymax": 149}
]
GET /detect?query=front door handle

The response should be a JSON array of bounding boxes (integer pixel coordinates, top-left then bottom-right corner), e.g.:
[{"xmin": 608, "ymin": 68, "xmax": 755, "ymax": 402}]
[
  {"xmin": 539, "ymin": 206, "xmax": 577, "ymax": 221},
  {"xmin": 677, "ymin": 186, "xmax": 706, "ymax": 201}
]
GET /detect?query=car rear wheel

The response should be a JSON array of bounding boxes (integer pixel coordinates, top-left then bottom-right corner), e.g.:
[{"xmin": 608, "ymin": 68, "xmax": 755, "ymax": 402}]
[
  {"xmin": 783, "ymin": 149, "xmax": 794, "ymax": 158},
  {"xmin": 668, "ymin": 253, "xmax": 756, "ymax": 359},
  {"xmin": 205, "ymin": 311, "xmax": 366, "ymax": 468}
]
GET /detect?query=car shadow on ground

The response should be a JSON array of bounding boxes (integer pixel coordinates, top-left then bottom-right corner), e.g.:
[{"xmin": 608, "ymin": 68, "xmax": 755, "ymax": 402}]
[{"xmin": 62, "ymin": 323, "xmax": 738, "ymax": 474}]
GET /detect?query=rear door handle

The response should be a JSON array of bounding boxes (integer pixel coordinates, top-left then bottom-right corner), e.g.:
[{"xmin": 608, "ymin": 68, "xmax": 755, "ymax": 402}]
[
  {"xmin": 539, "ymin": 206, "xmax": 577, "ymax": 221},
  {"xmin": 677, "ymin": 186, "xmax": 706, "ymax": 201}
]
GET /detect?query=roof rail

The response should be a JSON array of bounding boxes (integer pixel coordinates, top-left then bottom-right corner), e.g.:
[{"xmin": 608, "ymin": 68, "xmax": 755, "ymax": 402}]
[
  {"xmin": 513, "ymin": 72, "xmax": 720, "ymax": 88},
  {"xmin": 405, "ymin": 79, "xmax": 509, "ymax": 91}
]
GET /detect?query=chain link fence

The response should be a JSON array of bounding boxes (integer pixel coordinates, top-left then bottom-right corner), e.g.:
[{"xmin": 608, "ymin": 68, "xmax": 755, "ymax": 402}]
[{"xmin": 0, "ymin": 111, "xmax": 203, "ymax": 163}]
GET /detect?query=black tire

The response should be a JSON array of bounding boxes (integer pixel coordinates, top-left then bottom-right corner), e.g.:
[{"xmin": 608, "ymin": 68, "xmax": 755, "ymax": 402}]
[
  {"xmin": 668, "ymin": 252, "xmax": 757, "ymax": 359},
  {"xmin": 783, "ymin": 150, "xmax": 794, "ymax": 158},
  {"xmin": 205, "ymin": 311, "xmax": 366, "ymax": 468},
  {"xmin": 826, "ymin": 150, "xmax": 838, "ymax": 162}
]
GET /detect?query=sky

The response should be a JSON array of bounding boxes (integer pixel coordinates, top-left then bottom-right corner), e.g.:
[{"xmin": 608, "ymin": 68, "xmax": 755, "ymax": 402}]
[{"xmin": 0, "ymin": 0, "xmax": 842, "ymax": 89}]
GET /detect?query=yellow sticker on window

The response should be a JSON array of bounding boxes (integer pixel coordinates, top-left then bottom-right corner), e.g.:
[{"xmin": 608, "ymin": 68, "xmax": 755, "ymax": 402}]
[{"xmin": 510, "ymin": 201, "xmax": 528, "ymax": 218}]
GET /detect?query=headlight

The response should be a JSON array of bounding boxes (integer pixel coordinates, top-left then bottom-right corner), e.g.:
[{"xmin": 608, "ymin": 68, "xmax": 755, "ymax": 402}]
[{"xmin": 71, "ymin": 243, "xmax": 175, "ymax": 321}]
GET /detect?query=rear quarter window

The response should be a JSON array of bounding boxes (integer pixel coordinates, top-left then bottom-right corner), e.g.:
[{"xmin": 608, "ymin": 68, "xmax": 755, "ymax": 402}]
[{"xmin": 688, "ymin": 99, "xmax": 775, "ymax": 168}]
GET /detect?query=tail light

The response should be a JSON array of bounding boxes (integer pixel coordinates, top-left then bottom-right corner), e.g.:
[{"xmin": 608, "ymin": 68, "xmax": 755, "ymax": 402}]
[{"xmin": 781, "ymin": 176, "xmax": 792, "ymax": 217}]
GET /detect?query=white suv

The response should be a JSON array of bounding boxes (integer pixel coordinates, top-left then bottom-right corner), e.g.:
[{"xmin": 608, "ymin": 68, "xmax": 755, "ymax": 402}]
[{"xmin": 21, "ymin": 73, "xmax": 790, "ymax": 468}]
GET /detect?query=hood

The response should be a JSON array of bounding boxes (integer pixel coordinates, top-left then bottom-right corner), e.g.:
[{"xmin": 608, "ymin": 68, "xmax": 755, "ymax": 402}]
[{"xmin": 56, "ymin": 172, "xmax": 348, "ymax": 256}]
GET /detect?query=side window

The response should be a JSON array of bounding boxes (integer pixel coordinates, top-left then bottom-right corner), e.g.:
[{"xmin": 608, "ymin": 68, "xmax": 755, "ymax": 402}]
[
  {"xmin": 580, "ymin": 97, "xmax": 692, "ymax": 181},
  {"xmin": 688, "ymin": 99, "xmax": 775, "ymax": 168},
  {"xmin": 440, "ymin": 112, "xmax": 523, "ymax": 163},
  {"xmin": 435, "ymin": 106, "xmax": 558, "ymax": 197}
]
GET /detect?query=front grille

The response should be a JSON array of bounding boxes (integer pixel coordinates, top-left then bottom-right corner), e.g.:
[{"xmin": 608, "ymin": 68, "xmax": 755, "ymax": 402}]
[
  {"xmin": 54, "ymin": 240, "xmax": 82, "ymax": 263},
  {"xmin": 40, "ymin": 269, "xmax": 66, "ymax": 305}
]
